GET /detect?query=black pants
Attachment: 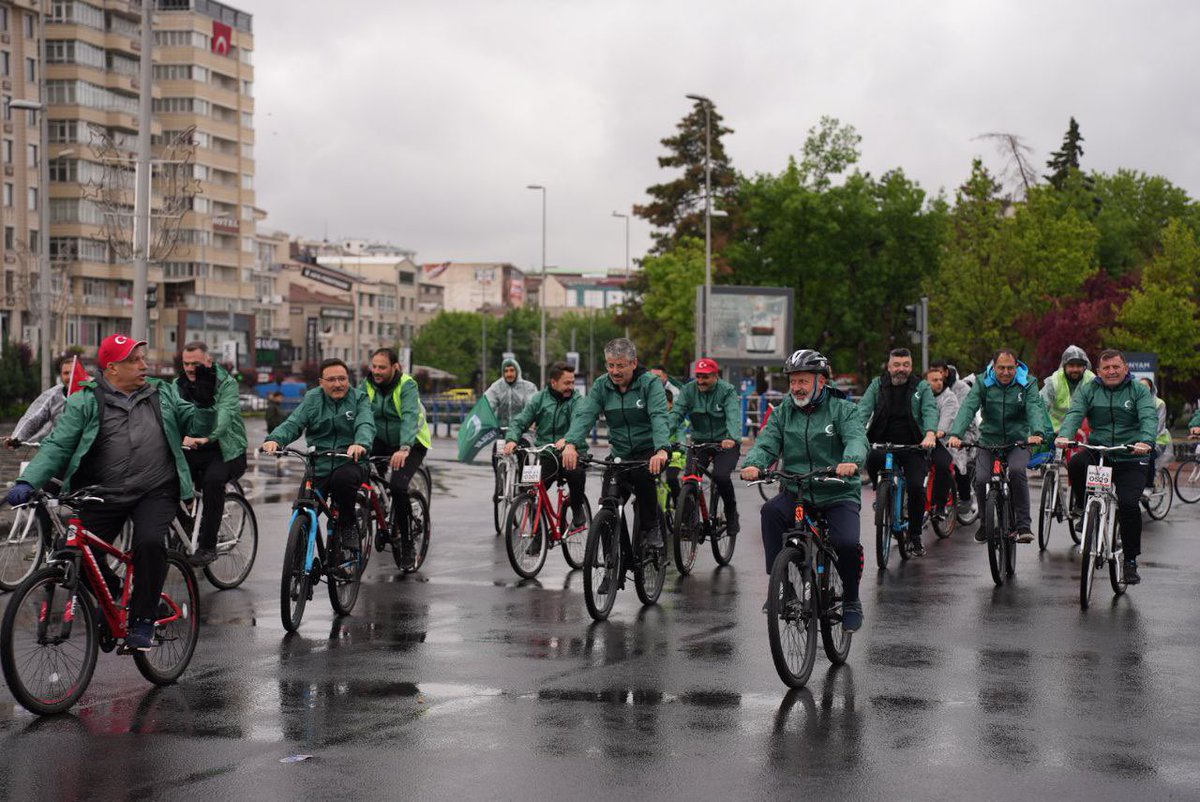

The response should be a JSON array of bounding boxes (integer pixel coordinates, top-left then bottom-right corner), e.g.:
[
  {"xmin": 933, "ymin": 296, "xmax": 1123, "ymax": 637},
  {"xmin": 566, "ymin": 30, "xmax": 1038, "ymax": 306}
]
[
  {"xmin": 372, "ymin": 442, "xmax": 428, "ymax": 540},
  {"xmin": 761, "ymin": 493, "xmax": 862, "ymax": 603},
  {"xmin": 538, "ymin": 453, "xmax": 586, "ymax": 521},
  {"xmin": 184, "ymin": 448, "xmax": 247, "ymax": 550},
  {"xmin": 930, "ymin": 444, "xmax": 953, "ymax": 507},
  {"xmin": 81, "ymin": 484, "xmax": 177, "ymax": 623},
  {"xmin": 1068, "ymin": 451, "xmax": 1148, "ymax": 559},
  {"xmin": 612, "ymin": 459, "xmax": 659, "ymax": 535},
  {"xmin": 313, "ymin": 462, "xmax": 366, "ymax": 532},
  {"xmin": 696, "ymin": 445, "xmax": 740, "ymax": 531},
  {"xmin": 974, "ymin": 446, "xmax": 1032, "ymax": 530},
  {"xmin": 866, "ymin": 449, "xmax": 929, "ymax": 534}
]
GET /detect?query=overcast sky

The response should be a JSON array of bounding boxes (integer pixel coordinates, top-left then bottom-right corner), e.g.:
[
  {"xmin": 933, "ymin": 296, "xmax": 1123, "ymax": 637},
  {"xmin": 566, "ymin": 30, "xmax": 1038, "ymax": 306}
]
[{"xmin": 246, "ymin": 0, "xmax": 1200, "ymax": 273}]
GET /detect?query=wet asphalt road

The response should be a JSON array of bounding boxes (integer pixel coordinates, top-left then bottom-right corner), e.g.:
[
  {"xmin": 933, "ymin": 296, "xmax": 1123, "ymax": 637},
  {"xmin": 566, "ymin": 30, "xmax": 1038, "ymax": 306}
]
[{"xmin": 2, "ymin": 433, "xmax": 1200, "ymax": 800}]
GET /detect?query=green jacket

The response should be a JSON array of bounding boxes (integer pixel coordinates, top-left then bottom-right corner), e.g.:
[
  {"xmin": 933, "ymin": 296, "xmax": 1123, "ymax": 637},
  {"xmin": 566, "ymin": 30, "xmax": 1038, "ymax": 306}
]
[
  {"xmin": 1059, "ymin": 376, "xmax": 1158, "ymax": 461},
  {"xmin": 266, "ymin": 386, "xmax": 376, "ymax": 476},
  {"xmin": 856, "ymin": 374, "xmax": 939, "ymax": 443},
  {"xmin": 669, "ymin": 379, "xmax": 741, "ymax": 443},
  {"xmin": 743, "ymin": 391, "xmax": 867, "ymax": 507},
  {"xmin": 1189, "ymin": 408, "xmax": 1200, "ymax": 429},
  {"xmin": 364, "ymin": 373, "xmax": 431, "ymax": 450},
  {"xmin": 176, "ymin": 364, "xmax": 247, "ymax": 463},
  {"xmin": 19, "ymin": 378, "xmax": 198, "ymax": 499},
  {"xmin": 507, "ymin": 386, "xmax": 584, "ymax": 450},
  {"xmin": 950, "ymin": 362, "xmax": 1052, "ymax": 446},
  {"xmin": 566, "ymin": 368, "xmax": 671, "ymax": 459}
]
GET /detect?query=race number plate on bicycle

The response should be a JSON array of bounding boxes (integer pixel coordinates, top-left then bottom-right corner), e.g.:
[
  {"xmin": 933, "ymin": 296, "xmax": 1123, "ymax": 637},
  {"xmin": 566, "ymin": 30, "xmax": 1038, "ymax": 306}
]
[
  {"xmin": 521, "ymin": 464, "xmax": 542, "ymax": 483},
  {"xmin": 1085, "ymin": 465, "xmax": 1113, "ymax": 491}
]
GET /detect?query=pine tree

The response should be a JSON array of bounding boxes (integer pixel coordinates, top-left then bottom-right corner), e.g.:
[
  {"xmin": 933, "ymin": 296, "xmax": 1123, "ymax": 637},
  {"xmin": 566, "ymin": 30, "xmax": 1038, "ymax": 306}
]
[{"xmin": 1045, "ymin": 117, "xmax": 1086, "ymax": 190}]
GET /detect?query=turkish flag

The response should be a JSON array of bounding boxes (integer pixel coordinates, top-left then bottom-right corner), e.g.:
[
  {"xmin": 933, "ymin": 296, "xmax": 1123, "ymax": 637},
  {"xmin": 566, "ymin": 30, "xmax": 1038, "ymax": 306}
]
[
  {"xmin": 212, "ymin": 20, "xmax": 232, "ymax": 55},
  {"xmin": 67, "ymin": 356, "xmax": 90, "ymax": 395}
]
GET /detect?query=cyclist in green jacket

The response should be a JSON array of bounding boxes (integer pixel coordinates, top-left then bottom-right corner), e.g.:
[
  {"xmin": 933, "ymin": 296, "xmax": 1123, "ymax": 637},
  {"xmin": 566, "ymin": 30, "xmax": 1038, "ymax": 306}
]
[
  {"xmin": 741, "ymin": 349, "xmax": 868, "ymax": 631},
  {"xmin": 365, "ymin": 348, "xmax": 432, "ymax": 555},
  {"xmin": 669, "ymin": 357, "xmax": 743, "ymax": 537},
  {"xmin": 176, "ymin": 341, "xmax": 248, "ymax": 567},
  {"xmin": 562, "ymin": 338, "xmax": 671, "ymax": 550},
  {"xmin": 504, "ymin": 360, "xmax": 588, "ymax": 530},
  {"xmin": 262, "ymin": 358, "xmax": 375, "ymax": 570},
  {"xmin": 1056, "ymin": 349, "xmax": 1156, "ymax": 584}
]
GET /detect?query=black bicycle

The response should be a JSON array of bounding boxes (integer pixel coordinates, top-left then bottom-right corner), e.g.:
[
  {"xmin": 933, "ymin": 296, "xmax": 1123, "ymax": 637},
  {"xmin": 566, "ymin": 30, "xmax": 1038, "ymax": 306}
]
[
  {"xmin": 971, "ymin": 442, "xmax": 1027, "ymax": 587},
  {"xmin": 749, "ymin": 468, "xmax": 854, "ymax": 689},
  {"xmin": 672, "ymin": 443, "xmax": 734, "ymax": 574},
  {"xmin": 366, "ymin": 457, "xmax": 431, "ymax": 573},
  {"xmin": 580, "ymin": 456, "xmax": 668, "ymax": 621}
]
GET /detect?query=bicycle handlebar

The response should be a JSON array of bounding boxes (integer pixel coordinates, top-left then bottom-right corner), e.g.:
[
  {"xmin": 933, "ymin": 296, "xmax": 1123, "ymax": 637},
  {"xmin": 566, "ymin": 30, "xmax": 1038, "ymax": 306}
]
[
  {"xmin": 747, "ymin": 466, "xmax": 846, "ymax": 487},
  {"xmin": 261, "ymin": 446, "xmax": 356, "ymax": 460},
  {"xmin": 870, "ymin": 442, "xmax": 931, "ymax": 452},
  {"xmin": 1072, "ymin": 443, "xmax": 1133, "ymax": 452},
  {"xmin": 579, "ymin": 454, "xmax": 651, "ymax": 469},
  {"xmin": 963, "ymin": 441, "xmax": 1030, "ymax": 453}
]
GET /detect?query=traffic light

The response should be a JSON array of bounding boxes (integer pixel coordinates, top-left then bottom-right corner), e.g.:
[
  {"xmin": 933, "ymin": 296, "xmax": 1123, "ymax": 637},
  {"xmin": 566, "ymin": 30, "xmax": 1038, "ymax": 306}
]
[
  {"xmin": 904, "ymin": 303, "xmax": 922, "ymax": 343},
  {"xmin": 146, "ymin": 282, "xmax": 158, "ymax": 309}
]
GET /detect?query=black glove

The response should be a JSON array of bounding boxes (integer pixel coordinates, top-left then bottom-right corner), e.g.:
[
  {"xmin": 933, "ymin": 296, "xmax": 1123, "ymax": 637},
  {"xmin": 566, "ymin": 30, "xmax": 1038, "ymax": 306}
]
[{"xmin": 191, "ymin": 364, "xmax": 218, "ymax": 407}]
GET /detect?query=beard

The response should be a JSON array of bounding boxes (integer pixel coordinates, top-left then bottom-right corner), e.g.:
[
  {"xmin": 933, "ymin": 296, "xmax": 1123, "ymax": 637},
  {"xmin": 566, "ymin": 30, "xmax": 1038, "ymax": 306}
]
[
  {"xmin": 791, "ymin": 392, "xmax": 812, "ymax": 407},
  {"xmin": 890, "ymin": 371, "xmax": 910, "ymax": 386}
]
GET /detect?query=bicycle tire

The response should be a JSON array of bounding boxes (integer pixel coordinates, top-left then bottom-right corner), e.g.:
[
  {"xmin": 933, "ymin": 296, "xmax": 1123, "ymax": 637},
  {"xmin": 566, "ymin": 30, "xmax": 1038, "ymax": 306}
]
[
  {"xmin": 758, "ymin": 461, "xmax": 778, "ymax": 501},
  {"xmin": 414, "ymin": 464, "xmax": 432, "ymax": 509},
  {"xmin": 1174, "ymin": 458, "xmax": 1200, "ymax": 504},
  {"xmin": 0, "ymin": 567, "xmax": 99, "ymax": 715},
  {"xmin": 894, "ymin": 480, "xmax": 911, "ymax": 562},
  {"xmin": 493, "ymin": 459, "xmax": 511, "ymax": 536},
  {"xmin": 632, "ymin": 507, "xmax": 666, "ymax": 606},
  {"xmin": 134, "ymin": 552, "xmax": 200, "ymax": 686},
  {"xmin": 1080, "ymin": 502, "xmax": 1099, "ymax": 608},
  {"xmin": 1004, "ymin": 522, "xmax": 1016, "ymax": 577},
  {"xmin": 1037, "ymin": 468, "xmax": 1057, "ymax": 551},
  {"xmin": 708, "ymin": 487, "xmax": 734, "ymax": 566},
  {"xmin": 280, "ymin": 514, "xmax": 312, "ymax": 632},
  {"xmin": 327, "ymin": 507, "xmax": 368, "ymax": 616},
  {"xmin": 0, "ymin": 506, "xmax": 48, "ymax": 592},
  {"xmin": 874, "ymin": 483, "xmax": 893, "ymax": 570},
  {"xmin": 1143, "ymin": 468, "xmax": 1172, "ymax": 521},
  {"xmin": 767, "ymin": 546, "xmax": 818, "ymax": 688},
  {"xmin": 505, "ymin": 494, "xmax": 547, "ymax": 579},
  {"xmin": 394, "ymin": 491, "xmax": 431, "ymax": 573},
  {"xmin": 956, "ymin": 481, "xmax": 980, "ymax": 526},
  {"xmin": 819, "ymin": 555, "xmax": 852, "ymax": 665},
  {"xmin": 560, "ymin": 495, "xmax": 590, "ymax": 570},
  {"xmin": 582, "ymin": 508, "xmax": 621, "ymax": 621},
  {"xmin": 985, "ymin": 489, "xmax": 1005, "ymax": 587},
  {"xmin": 1109, "ymin": 520, "xmax": 1126, "ymax": 596},
  {"xmin": 930, "ymin": 480, "xmax": 958, "ymax": 540},
  {"xmin": 672, "ymin": 485, "xmax": 700, "ymax": 576},
  {"xmin": 204, "ymin": 493, "xmax": 258, "ymax": 590}
]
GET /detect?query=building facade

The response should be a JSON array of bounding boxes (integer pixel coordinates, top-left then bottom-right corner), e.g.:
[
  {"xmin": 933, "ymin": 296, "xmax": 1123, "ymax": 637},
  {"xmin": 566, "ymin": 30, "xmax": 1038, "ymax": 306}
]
[{"xmin": 420, "ymin": 261, "xmax": 526, "ymax": 313}]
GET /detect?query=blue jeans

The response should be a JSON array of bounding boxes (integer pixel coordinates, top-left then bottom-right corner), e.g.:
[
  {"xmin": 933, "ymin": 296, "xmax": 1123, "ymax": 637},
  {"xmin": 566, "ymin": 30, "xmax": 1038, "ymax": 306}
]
[{"xmin": 761, "ymin": 493, "xmax": 862, "ymax": 603}]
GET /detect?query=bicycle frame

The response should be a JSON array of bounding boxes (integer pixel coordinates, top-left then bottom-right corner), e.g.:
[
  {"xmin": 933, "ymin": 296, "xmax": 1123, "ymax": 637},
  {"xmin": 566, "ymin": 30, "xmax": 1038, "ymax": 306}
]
[{"xmin": 1080, "ymin": 452, "xmax": 1121, "ymax": 565}]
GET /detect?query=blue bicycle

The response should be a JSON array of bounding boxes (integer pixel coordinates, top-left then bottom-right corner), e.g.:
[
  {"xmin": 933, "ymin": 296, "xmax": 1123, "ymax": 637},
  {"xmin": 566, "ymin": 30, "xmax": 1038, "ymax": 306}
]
[
  {"xmin": 270, "ymin": 447, "xmax": 373, "ymax": 632},
  {"xmin": 871, "ymin": 443, "xmax": 926, "ymax": 569}
]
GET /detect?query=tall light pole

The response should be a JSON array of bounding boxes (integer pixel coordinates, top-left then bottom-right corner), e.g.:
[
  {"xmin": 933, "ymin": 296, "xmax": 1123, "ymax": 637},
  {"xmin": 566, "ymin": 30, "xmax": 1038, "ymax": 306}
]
[
  {"xmin": 130, "ymin": 0, "xmax": 154, "ymax": 342},
  {"xmin": 685, "ymin": 94, "xmax": 713, "ymax": 359},
  {"xmin": 11, "ymin": 98, "xmax": 50, "ymax": 390},
  {"xmin": 611, "ymin": 210, "xmax": 630, "ymax": 337},
  {"xmin": 526, "ymin": 184, "xmax": 547, "ymax": 385}
]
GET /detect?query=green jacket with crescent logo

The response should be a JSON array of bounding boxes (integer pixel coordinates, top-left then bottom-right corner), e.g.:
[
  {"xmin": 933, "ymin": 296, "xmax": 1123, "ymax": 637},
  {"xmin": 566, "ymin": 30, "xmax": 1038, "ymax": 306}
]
[
  {"xmin": 950, "ymin": 362, "xmax": 1052, "ymax": 446},
  {"xmin": 266, "ymin": 386, "xmax": 375, "ymax": 476},
  {"xmin": 566, "ymin": 368, "xmax": 670, "ymax": 459},
  {"xmin": 1058, "ymin": 375, "xmax": 1158, "ymax": 461},
  {"xmin": 743, "ymin": 391, "xmax": 867, "ymax": 507},
  {"xmin": 364, "ymin": 373, "xmax": 431, "ymax": 450},
  {"xmin": 176, "ymin": 364, "xmax": 248, "ymax": 463},
  {"xmin": 18, "ymin": 378, "xmax": 197, "ymax": 499},
  {"xmin": 506, "ymin": 386, "xmax": 586, "ymax": 451},
  {"xmin": 669, "ymin": 379, "xmax": 741, "ymax": 443}
]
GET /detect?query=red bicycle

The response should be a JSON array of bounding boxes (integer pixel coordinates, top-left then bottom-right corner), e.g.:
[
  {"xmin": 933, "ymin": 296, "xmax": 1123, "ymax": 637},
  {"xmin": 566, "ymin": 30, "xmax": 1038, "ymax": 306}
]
[
  {"xmin": 0, "ymin": 486, "xmax": 200, "ymax": 716},
  {"xmin": 504, "ymin": 445, "xmax": 592, "ymax": 579}
]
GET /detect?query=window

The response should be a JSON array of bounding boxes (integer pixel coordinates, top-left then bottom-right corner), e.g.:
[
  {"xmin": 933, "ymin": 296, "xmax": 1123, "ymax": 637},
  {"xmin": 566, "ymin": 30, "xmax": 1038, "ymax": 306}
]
[
  {"xmin": 49, "ymin": 120, "xmax": 79, "ymax": 143},
  {"xmin": 4, "ymin": 227, "xmax": 13, "ymax": 250},
  {"xmin": 242, "ymin": 80, "xmax": 253, "ymax": 97},
  {"xmin": 1, "ymin": 97, "xmax": 9, "ymax": 122},
  {"xmin": 0, "ymin": 9, "xmax": 7, "ymax": 32},
  {"xmin": 153, "ymin": 96, "xmax": 210, "ymax": 115},
  {"xmin": 399, "ymin": 271, "xmax": 415, "ymax": 285},
  {"xmin": 50, "ymin": 237, "xmax": 109, "ymax": 262},
  {"xmin": 47, "ymin": 40, "xmax": 108, "ymax": 70},
  {"xmin": 241, "ymin": 173, "xmax": 253, "ymax": 190},
  {"xmin": 24, "ymin": 12, "xmax": 34, "ymax": 39},
  {"xmin": 241, "ymin": 204, "xmax": 254, "ymax": 221},
  {"xmin": 49, "ymin": 2, "xmax": 106, "ymax": 30},
  {"xmin": 154, "ymin": 64, "xmax": 208, "ymax": 83},
  {"xmin": 2, "ymin": 140, "xmax": 11, "ymax": 164},
  {"xmin": 25, "ymin": 58, "xmax": 35, "ymax": 82},
  {"xmin": 154, "ymin": 30, "xmax": 209, "ymax": 49},
  {"xmin": 46, "ymin": 80, "xmax": 139, "ymax": 114},
  {"xmin": 107, "ymin": 53, "xmax": 139, "ymax": 77},
  {"xmin": 28, "ymin": 230, "xmax": 36, "ymax": 253},
  {"xmin": 50, "ymin": 159, "xmax": 107, "ymax": 184},
  {"xmin": 241, "ymin": 236, "xmax": 254, "ymax": 253},
  {"xmin": 241, "ymin": 111, "xmax": 253, "ymax": 129},
  {"xmin": 26, "ymin": 144, "xmax": 36, "ymax": 168},
  {"xmin": 105, "ymin": 13, "xmax": 139, "ymax": 38},
  {"xmin": 28, "ymin": 187, "xmax": 38, "ymax": 210},
  {"xmin": 241, "ymin": 141, "xmax": 253, "ymax": 159},
  {"xmin": 3, "ymin": 183, "xmax": 11, "ymax": 207},
  {"xmin": 50, "ymin": 198, "xmax": 107, "ymax": 225},
  {"xmin": 1, "ymin": 52, "xmax": 9, "ymax": 78},
  {"xmin": 192, "ymin": 163, "xmax": 209, "ymax": 181}
]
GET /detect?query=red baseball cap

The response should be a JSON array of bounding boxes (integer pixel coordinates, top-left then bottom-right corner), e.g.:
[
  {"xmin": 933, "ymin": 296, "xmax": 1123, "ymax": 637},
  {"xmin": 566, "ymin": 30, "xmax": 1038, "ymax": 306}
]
[
  {"xmin": 97, "ymin": 334, "xmax": 147, "ymax": 371},
  {"xmin": 694, "ymin": 358, "xmax": 720, "ymax": 375}
]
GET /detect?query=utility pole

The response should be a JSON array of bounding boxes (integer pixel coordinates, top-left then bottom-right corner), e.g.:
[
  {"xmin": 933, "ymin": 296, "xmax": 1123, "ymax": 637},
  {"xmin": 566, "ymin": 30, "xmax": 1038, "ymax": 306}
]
[
  {"xmin": 920, "ymin": 295, "xmax": 930, "ymax": 373},
  {"xmin": 130, "ymin": 0, "xmax": 153, "ymax": 341}
]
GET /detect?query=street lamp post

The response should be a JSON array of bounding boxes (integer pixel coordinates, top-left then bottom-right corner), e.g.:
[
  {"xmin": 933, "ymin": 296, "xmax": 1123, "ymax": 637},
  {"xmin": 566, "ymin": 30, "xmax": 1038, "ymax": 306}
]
[
  {"xmin": 611, "ymin": 210, "xmax": 630, "ymax": 337},
  {"xmin": 685, "ymin": 94, "xmax": 713, "ymax": 360},
  {"xmin": 526, "ymin": 184, "xmax": 547, "ymax": 385},
  {"xmin": 11, "ymin": 94, "xmax": 51, "ymax": 390}
]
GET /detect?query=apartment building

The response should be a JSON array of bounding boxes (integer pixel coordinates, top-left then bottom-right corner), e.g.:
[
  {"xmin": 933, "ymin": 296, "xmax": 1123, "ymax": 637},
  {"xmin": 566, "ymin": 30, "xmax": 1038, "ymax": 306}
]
[{"xmin": 420, "ymin": 261, "xmax": 526, "ymax": 313}]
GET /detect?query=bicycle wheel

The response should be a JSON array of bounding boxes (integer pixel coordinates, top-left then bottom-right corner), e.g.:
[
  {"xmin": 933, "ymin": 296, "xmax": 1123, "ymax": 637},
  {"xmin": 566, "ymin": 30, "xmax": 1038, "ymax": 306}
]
[
  {"xmin": 1079, "ymin": 503, "xmax": 1099, "ymax": 608},
  {"xmin": 280, "ymin": 514, "xmax": 312, "ymax": 633},
  {"xmin": 1109, "ymin": 521, "xmax": 1126, "ymax": 596},
  {"xmin": 582, "ymin": 508, "xmax": 621, "ymax": 621},
  {"xmin": 930, "ymin": 481, "xmax": 958, "ymax": 540},
  {"xmin": 203, "ymin": 494, "xmax": 258, "ymax": 590},
  {"xmin": 414, "ymin": 464, "xmax": 432, "ymax": 508},
  {"xmin": 894, "ymin": 481, "xmax": 911, "ymax": 562},
  {"xmin": 328, "ymin": 509, "xmax": 367, "ymax": 616},
  {"xmin": 505, "ymin": 494, "xmax": 547, "ymax": 579},
  {"xmin": 767, "ymin": 546, "xmax": 818, "ymax": 689},
  {"xmin": 560, "ymin": 495, "xmax": 590, "ymax": 570},
  {"xmin": 1037, "ymin": 468, "xmax": 1057, "ymax": 551},
  {"xmin": 1004, "ymin": 524, "xmax": 1016, "ymax": 577},
  {"xmin": 708, "ymin": 487, "xmax": 735, "ymax": 566},
  {"xmin": 956, "ymin": 476, "xmax": 980, "ymax": 526},
  {"xmin": 984, "ymin": 489, "xmax": 1005, "ymax": 587},
  {"xmin": 1144, "ymin": 468, "xmax": 1172, "ymax": 521},
  {"xmin": 758, "ymin": 461, "xmax": 779, "ymax": 501},
  {"xmin": 0, "ymin": 506, "xmax": 47, "ymax": 592},
  {"xmin": 819, "ymin": 555, "xmax": 853, "ymax": 665},
  {"xmin": 0, "ymin": 567, "xmax": 99, "ymax": 715},
  {"xmin": 672, "ymin": 485, "xmax": 701, "ymax": 576},
  {"xmin": 874, "ymin": 483, "xmax": 893, "ymax": 570},
  {"xmin": 1174, "ymin": 458, "xmax": 1200, "ymax": 504},
  {"xmin": 394, "ymin": 491, "xmax": 431, "ymax": 573},
  {"xmin": 493, "ymin": 459, "xmax": 511, "ymax": 535},
  {"xmin": 134, "ymin": 552, "xmax": 200, "ymax": 686},
  {"xmin": 632, "ymin": 507, "xmax": 666, "ymax": 606}
]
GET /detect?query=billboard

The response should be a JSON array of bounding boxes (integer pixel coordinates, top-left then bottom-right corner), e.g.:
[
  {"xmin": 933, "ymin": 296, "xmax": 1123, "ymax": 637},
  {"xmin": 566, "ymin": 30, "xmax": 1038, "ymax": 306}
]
[{"xmin": 695, "ymin": 285, "xmax": 794, "ymax": 366}]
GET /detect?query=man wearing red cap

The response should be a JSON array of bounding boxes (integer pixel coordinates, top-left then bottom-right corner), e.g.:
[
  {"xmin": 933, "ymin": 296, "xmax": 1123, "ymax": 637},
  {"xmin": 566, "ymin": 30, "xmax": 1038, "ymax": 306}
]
[
  {"xmin": 669, "ymin": 357, "xmax": 743, "ymax": 537},
  {"xmin": 6, "ymin": 335, "xmax": 210, "ymax": 652}
]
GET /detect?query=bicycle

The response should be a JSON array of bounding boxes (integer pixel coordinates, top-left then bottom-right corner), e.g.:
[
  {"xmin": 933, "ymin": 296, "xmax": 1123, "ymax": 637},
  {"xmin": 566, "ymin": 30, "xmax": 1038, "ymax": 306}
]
[
  {"xmin": 1140, "ymin": 462, "xmax": 1172, "ymax": 521},
  {"xmin": 0, "ymin": 443, "xmax": 57, "ymax": 592},
  {"xmin": 0, "ymin": 486, "xmax": 200, "ymax": 716},
  {"xmin": 367, "ymin": 457, "xmax": 431, "ymax": 573},
  {"xmin": 971, "ymin": 442, "xmax": 1028, "ymax": 587},
  {"xmin": 923, "ymin": 445, "xmax": 968, "ymax": 540},
  {"xmin": 749, "ymin": 467, "xmax": 854, "ymax": 689},
  {"xmin": 1076, "ymin": 443, "xmax": 1132, "ymax": 609},
  {"xmin": 1174, "ymin": 442, "xmax": 1200, "ymax": 504},
  {"xmin": 503, "ymin": 444, "xmax": 592, "ymax": 579},
  {"xmin": 1036, "ymin": 445, "xmax": 1079, "ymax": 551},
  {"xmin": 268, "ymin": 448, "xmax": 373, "ymax": 632},
  {"xmin": 672, "ymin": 442, "xmax": 734, "ymax": 575},
  {"xmin": 580, "ymin": 455, "xmax": 668, "ymax": 621},
  {"xmin": 870, "ymin": 443, "xmax": 927, "ymax": 569},
  {"xmin": 492, "ymin": 431, "xmax": 523, "ymax": 535}
]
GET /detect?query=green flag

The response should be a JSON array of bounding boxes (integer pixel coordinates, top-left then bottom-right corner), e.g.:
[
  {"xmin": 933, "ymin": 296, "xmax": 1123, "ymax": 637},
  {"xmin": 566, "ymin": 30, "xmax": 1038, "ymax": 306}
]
[{"xmin": 457, "ymin": 396, "xmax": 501, "ymax": 463}]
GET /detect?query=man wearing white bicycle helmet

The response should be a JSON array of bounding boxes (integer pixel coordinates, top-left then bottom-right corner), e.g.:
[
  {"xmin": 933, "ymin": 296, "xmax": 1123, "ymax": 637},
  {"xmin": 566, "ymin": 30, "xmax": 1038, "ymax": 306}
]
[{"xmin": 741, "ymin": 349, "xmax": 868, "ymax": 632}]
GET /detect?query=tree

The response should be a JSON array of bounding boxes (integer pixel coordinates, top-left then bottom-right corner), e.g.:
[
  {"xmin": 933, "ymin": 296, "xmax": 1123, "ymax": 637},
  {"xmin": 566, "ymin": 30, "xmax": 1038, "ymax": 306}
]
[
  {"xmin": 633, "ymin": 100, "xmax": 737, "ymax": 255},
  {"xmin": 1028, "ymin": 271, "xmax": 1136, "ymax": 378},
  {"xmin": 547, "ymin": 310, "xmax": 624, "ymax": 380},
  {"xmin": 1045, "ymin": 116, "xmax": 1086, "ymax": 190},
  {"xmin": 975, "ymin": 132, "xmax": 1038, "ymax": 199},
  {"xmin": 633, "ymin": 238, "xmax": 706, "ymax": 370},
  {"xmin": 799, "ymin": 116, "xmax": 862, "ymax": 190}
]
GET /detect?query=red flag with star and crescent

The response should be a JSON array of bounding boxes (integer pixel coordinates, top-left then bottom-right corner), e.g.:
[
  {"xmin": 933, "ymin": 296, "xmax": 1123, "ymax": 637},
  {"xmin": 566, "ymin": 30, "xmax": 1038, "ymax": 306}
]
[
  {"xmin": 212, "ymin": 21, "xmax": 232, "ymax": 55},
  {"xmin": 67, "ymin": 356, "xmax": 90, "ymax": 395}
]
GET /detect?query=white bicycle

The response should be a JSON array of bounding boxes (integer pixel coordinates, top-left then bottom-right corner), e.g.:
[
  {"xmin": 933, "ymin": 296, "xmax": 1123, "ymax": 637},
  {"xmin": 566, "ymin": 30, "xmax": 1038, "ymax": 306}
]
[{"xmin": 1077, "ymin": 443, "xmax": 1133, "ymax": 609}]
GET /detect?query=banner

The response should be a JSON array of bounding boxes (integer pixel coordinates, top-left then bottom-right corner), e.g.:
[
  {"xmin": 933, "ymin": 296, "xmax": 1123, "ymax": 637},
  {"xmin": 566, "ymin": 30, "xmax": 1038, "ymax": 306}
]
[
  {"xmin": 457, "ymin": 397, "xmax": 500, "ymax": 463},
  {"xmin": 212, "ymin": 21, "xmax": 232, "ymax": 55},
  {"xmin": 67, "ymin": 356, "xmax": 90, "ymax": 395}
]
